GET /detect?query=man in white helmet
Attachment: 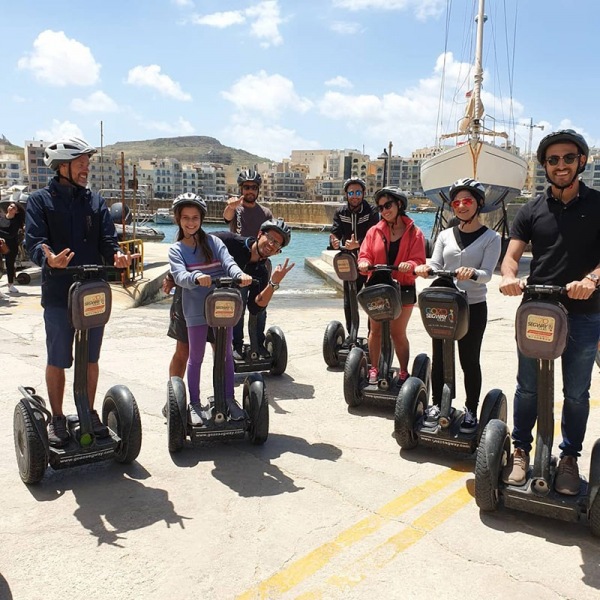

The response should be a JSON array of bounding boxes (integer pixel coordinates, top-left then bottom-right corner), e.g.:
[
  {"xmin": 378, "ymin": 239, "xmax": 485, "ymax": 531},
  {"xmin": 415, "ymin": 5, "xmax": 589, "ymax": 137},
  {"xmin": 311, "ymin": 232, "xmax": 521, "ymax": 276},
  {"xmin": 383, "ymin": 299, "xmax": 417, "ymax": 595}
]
[{"xmin": 25, "ymin": 136, "xmax": 137, "ymax": 447}]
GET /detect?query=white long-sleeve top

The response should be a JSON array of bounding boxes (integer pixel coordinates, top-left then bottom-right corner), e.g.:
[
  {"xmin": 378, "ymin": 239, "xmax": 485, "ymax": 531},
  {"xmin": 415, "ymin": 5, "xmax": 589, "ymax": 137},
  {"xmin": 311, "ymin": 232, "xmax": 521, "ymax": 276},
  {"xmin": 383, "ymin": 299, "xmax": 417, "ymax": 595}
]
[{"xmin": 429, "ymin": 226, "xmax": 501, "ymax": 305}]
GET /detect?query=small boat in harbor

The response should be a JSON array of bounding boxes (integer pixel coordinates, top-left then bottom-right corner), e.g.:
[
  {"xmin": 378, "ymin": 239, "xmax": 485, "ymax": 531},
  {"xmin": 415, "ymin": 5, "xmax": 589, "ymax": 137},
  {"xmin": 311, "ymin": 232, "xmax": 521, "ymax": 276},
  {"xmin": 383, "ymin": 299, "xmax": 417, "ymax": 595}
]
[{"xmin": 153, "ymin": 208, "xmax": 173, "ymax": 224}]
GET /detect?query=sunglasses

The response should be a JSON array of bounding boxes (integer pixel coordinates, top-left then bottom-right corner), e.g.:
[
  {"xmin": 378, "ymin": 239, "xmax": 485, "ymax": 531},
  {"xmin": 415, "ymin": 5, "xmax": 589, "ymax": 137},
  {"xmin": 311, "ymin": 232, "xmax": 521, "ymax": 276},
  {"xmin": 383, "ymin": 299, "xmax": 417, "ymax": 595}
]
[
  {"xmin": 545, "ymin": 153, "xmax": 580, "ymax": 166},
  {"xmin": 377, "ymin": 200, "xmax": 395, "ymax": 212},
  {"xmin": 450, "ymin": 197, "xmax": 475, "ymax": 209},
  {"xmin": 262, "ymin": 232, "xmax": 282, "ymax": 250},
  {"xmin": 347, "ymin": 190, "xmax": 363, "ymax": 197},
  {"xmin": 242, "ymin": 184, "xmax": 259, "ymax": 191}
]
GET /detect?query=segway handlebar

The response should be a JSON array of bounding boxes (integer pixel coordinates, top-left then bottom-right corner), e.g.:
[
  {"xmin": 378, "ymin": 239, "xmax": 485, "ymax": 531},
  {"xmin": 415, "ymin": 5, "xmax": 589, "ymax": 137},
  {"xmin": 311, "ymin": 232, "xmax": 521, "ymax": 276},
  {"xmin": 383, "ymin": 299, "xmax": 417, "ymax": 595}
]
[
  {"xmin": 524, "ymin": 284, "xmax": 567, "ymax": 296},
  {"xmin": 211, "ymin": 276, "xmax": 257, "ymax": 288},
  {"xmin": 49, "ymin": 264, "xmax": 124, "ymax": 279},
  {"xmin": 368, "ymin": 264, "xmax": 400, "ymax": 271},
  {"xmin": 421, "ymin": 268, "xmax": 478, "ymax": 281}
]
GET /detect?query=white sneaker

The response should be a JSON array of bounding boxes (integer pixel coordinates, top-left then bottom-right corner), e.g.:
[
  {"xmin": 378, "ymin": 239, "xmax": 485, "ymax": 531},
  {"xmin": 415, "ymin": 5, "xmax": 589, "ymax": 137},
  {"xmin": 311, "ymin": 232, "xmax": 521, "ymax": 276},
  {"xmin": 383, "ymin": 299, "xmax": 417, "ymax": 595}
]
[
  {"xmin": 8, "ymin": 284, "xmax": 18, "ymax": 294},
  {"xmin": 0, "ymin": 291, "xmax": 8, "ymax": 301}
]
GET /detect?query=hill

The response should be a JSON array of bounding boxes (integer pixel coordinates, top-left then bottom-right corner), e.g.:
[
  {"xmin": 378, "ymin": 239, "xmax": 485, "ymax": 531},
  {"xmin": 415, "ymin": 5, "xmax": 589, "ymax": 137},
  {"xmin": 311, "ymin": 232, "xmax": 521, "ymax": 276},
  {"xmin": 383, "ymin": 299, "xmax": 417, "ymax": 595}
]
[
  {"xmin": 0, "ymin": 135, "xmax": 25, "ymax": 156},
  {"xmin": 102, "ymin": 135, "xmax": 272, "ymax": 166}
]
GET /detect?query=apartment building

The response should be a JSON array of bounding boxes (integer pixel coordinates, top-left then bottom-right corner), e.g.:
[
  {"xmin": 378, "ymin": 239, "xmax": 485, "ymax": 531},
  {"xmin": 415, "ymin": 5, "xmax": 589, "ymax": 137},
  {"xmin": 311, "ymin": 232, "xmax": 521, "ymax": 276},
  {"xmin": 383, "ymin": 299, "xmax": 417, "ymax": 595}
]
[
  {"xmin": 0, "ymin": 153, "xmax": 23, "ymax": 189},
  {"xmin": 24, "ymin": 141, "xmax": 53, "ymax": 191}
]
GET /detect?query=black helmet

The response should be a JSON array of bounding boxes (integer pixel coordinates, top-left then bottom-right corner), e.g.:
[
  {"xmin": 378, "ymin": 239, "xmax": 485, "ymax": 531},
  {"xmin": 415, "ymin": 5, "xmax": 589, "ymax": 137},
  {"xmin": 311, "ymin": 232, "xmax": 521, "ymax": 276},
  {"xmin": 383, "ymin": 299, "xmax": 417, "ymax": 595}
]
[
  {"xmin": 449, "ymin": 177, "xmax": 486, "ymax": 207},
  {"xmin": 373, "ymin": 187, "xmax": 407, "ymax": 212},
  {"xmin": 172, "ymin": 192, "xmax": 207, "ymax": 217},
  {"xmin": 343, "ymin": 177, "xmax": 366, "ymax": 193},
  {"xmin": 537, "ymin": 129, "xmax": 589, "ymax": 174},
  {"xmin": 260, "ymin": 218, "xmax": 291, "ymax": 248},
  {"xmin": 237, "ymin": 169, "xmax": 262, "ymax": 187}
]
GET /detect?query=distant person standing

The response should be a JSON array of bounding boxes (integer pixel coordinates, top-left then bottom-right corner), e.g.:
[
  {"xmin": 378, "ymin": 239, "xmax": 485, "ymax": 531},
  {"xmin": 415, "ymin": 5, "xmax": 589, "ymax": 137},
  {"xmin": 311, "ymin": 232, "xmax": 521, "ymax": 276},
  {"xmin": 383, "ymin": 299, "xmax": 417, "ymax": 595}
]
[
  {"xmin": 222, "ymin": 169, "xmax": 274, "ymax": 357},
  {"xmin": 500, "ymin": 129, "xmax": 600, "ymax": 495},
  {"xmin": 0, "ymin": 199, "xmax": 26, "ymax": 296},
  {"xmin": 329, "ymin": 177, "xmax": 379, "ymax": 337}
]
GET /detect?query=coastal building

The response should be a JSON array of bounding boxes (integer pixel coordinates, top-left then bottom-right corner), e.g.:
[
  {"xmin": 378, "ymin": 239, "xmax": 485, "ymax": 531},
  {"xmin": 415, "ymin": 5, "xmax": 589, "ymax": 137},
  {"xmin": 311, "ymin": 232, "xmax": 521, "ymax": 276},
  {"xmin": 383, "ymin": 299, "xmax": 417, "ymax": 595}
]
[
  {"xmin": 24, "ymin": 141, "xmax": 53, "ymax": 191},
  {"xmin": 0, "ymin": 152, "xmax": 24, "ymax": 189}
]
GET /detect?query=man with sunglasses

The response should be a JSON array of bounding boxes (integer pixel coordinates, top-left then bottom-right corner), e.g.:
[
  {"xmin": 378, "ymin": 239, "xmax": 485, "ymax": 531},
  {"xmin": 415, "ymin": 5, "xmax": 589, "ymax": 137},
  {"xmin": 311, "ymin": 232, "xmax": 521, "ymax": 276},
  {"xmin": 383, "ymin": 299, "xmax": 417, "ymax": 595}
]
[
  {"xmin": 500, "ymin": 129, "xmax": 600, "ymax": 495},
  {"xmin": 329, "ymin": 177, "xmax": 379, "ymax": 338}
]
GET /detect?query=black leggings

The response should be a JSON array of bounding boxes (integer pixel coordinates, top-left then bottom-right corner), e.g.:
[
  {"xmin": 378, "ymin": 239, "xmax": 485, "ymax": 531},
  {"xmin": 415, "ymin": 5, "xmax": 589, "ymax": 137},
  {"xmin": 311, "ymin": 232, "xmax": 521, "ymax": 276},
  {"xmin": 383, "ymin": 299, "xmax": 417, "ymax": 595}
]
[
  {"xmin": 343, "ymin": 273, "xmax": 367, "ymax": 334},
  {"xmin": 431, "ymin": 301, "xmax": 488, "ymax": 412},
  {"xmin": 1, "ymin": 238, "xmax": 18, "ymax": 284}
]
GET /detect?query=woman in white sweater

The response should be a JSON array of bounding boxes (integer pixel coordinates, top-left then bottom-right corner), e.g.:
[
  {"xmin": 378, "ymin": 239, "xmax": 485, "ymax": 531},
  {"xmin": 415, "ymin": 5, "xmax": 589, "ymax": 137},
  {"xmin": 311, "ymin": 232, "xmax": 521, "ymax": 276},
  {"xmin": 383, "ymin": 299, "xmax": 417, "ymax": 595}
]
[{"xmin": 415, "ymin": 178, "xmax": 501, "ymax": 433}]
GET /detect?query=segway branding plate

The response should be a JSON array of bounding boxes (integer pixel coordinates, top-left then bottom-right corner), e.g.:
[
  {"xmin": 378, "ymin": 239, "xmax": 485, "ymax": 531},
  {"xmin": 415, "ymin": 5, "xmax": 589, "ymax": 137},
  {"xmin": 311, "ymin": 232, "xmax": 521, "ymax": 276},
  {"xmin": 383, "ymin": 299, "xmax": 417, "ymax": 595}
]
[
  {"xmin": 68, "ymin": 280, "xmax": 112, "ymax": 330},
  {"xmin": 205, "ymin": 289, "xmax": 243, "ymax": 327},
  {"xmin": 333, "ymin": 252, "xmax": 359, "ymax": 281},
  {"xmin": 358, "ymin": 284, "xmax": 402, "ymax": 322},
  {"xmin": 418, "ymin": 287, "xmax": 469, "ymax": 340},
  {"xmin": 516, "ymin": 300, "xmax": 568, "ymax": 360}
]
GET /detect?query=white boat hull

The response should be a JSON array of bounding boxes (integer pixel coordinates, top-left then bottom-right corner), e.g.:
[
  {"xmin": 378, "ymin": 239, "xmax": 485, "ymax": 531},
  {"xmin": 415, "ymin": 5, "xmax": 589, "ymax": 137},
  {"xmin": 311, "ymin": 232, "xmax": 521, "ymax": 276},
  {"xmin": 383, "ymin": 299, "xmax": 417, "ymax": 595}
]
[{"xmin": 420, "ymin": 141, "xmax": 527, "ymax": 212}]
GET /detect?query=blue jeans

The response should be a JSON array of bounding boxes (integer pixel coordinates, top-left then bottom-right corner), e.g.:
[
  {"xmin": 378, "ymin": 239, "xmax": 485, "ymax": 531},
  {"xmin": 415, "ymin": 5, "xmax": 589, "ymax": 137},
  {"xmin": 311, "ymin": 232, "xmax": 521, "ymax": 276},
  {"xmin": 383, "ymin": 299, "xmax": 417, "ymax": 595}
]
[
  {"xmin": 233, "ymin": 286, "xmax": 267, "ymax": 349},
  {"xmin": 512, "ymin": 312, "xmax": 600, "ymax": 457}
]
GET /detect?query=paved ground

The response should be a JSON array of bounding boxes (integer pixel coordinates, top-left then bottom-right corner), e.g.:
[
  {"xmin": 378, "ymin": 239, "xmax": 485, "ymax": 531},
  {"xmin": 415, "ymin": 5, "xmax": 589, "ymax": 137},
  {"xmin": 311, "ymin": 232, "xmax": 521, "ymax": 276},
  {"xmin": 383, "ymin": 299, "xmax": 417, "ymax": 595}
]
[{"xmin": 1, "ymin": 244, "xmax": 600, "ymax": 600}]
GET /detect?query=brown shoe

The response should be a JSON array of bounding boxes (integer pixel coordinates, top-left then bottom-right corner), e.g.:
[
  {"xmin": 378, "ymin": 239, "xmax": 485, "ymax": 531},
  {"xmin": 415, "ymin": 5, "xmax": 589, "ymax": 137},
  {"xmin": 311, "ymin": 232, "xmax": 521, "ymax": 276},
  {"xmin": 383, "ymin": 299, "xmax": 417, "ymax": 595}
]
[
  {"xmin": 502, "ymin": 448, "xmax": 529, "ymax": 485},
  {"xmin": 555, "ymin": 455, "xmax": 580, "ymax": 496}
]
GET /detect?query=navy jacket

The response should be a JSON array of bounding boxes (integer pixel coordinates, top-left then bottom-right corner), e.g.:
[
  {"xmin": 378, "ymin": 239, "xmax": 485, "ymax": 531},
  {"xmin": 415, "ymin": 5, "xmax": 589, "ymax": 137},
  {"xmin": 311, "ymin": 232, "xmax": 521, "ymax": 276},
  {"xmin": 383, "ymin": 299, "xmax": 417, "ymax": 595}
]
[{"xmin": 25, "ymin": 177, "xmax": 120, "ymax": 307}]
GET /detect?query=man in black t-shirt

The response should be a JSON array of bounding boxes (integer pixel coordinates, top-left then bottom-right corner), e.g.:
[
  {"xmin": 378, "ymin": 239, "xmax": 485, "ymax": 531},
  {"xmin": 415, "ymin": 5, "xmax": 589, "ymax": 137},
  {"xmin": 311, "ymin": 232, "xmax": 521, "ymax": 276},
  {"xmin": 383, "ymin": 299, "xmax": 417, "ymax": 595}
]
[{"xmin": 500, "ymin": 130, "xmax": 600, "ymax": 495}]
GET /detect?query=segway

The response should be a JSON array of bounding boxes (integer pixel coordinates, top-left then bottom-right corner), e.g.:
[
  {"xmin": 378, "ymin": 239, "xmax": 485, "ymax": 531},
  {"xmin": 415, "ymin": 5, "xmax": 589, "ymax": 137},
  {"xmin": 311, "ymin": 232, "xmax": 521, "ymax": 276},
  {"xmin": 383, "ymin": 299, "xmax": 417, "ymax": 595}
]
[
  {"xmin": 475, "ymin": 284, "xmax": 600, "ymax": 536},
  {"xmin": 167, "ymin": 278, "xmax": 269, "ymax": 452},
  {"xmin": 322, "ymin": 248, "xmax": 369, "ymax": 368},
  {"xmin": 394, "ymin": 270, "xmax": 506, "ymax": 452},
  {"xmin": 13, "ymin": 265, "xmax": 143, "ymax": 484},
  {"xmin": 342, "ymin": 265, "xmax": 430, "ymax": 409}
]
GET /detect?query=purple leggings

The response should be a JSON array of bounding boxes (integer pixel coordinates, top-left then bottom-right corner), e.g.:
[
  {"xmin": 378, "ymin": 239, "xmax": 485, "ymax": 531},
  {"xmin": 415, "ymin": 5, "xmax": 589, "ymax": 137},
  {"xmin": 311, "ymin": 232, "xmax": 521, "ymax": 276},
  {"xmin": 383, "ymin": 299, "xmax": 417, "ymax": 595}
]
[{"xmin": 187, "ymin": 324, "xmax": 235, "ymax": 405}]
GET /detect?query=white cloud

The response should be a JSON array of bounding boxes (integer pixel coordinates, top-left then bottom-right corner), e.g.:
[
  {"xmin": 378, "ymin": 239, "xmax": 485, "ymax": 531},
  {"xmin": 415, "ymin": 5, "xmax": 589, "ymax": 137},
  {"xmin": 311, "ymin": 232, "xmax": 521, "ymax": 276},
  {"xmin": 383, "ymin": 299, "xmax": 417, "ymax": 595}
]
[
  {"xmin": 332, "ymin": 0, "xmax": 445, "ymax": 20},
  {"xmin": 222, "ymin": 71, "xmax": 312, "ymax": 117},
  {"xmin": 222, "ymin": 117, "xmax": 319, "ymax": 162},
  {"xmin": 138, "ymin": 116, "xmax": 195, "ymax": 135},
  {"xmin": 17, "ymin": 30, "xmax": 100, "ymax": 86},
  {"xmin": 172, "ymin": 0, "xmax": 194, "ymax": 7},
  {"xmin": 35, "ymin": 120, "xmax": 85, "ymax": 143},
  {"xmin": 192, "ymin": 1, "xmax": 283, "ymax": 48},
  {"xmin": 126, "ymin": 65, "xmax": 192, "ymax": 101},
  {"xmin": 330, "ymin": 21, "xmax": 361, "ymax": 35},
  {"xmin": 325, "ymin": 76, "xmax": 353, "ymax": 89},
  {"xmin": 70, "ymin": 91, "xmax": 119, "ymax": 114}
]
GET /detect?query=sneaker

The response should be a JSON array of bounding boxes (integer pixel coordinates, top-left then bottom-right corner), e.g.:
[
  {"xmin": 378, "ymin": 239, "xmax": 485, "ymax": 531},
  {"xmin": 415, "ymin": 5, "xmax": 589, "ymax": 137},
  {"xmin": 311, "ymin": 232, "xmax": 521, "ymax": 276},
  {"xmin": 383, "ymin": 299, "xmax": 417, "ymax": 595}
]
[
  {"xmin": 502, "ymin": 448, "xmax": 529, "ymax": 485},
  {"xmin": 0, "ymin": 291, "xmax": 8, "ymax": 301},
  {"xmin": 8, "ymin": 284, "xmax": 18, "ymax": 293},
  {"xmin": 424, "ymin": 404, "xmax": 440, "ymax": 427},
  {"xmin": 368, "ymin": 367, "xmax": 378, "ymax": 384},
  {"xmin": 226, "ymin": 398, "xmax": 246, "ymax": 421},
  {"xmin": 555, "ymin": 455, "xmax": 580, "ymax": 496},
  {"xmin": 257, "ymin": 345, "xmax": 270, "ymax": 358},
  {"xmin": 459, "ymin": 407, "xmax": 478, "ymax": 434},
  {"xmin": 188, "ymin": 403, "xmax": 205, "ymax": 426},
  {"xmin": 48, "ymin": 415, "xmax": 69, "ymax": 447},
  {"xmin": 232, "ymin": 346, "xmax": 244, "ymax": 361},
  {"xmin": 399, "ymin": 370, "xmax": 409, "ymax": 384},
  {"xmin": 90, "ymin": 409, "xmax": 110, "ymax": 438}
]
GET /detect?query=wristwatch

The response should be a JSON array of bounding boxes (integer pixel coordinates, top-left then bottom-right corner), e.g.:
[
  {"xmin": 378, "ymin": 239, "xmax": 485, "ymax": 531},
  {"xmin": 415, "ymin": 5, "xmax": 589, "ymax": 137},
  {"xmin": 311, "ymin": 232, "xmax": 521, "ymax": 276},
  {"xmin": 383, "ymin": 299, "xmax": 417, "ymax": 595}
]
[
  {"xmin": 585, "ymin": 273, "xmax": 600, "ymax": 287},
  {"xmin": 269, "ymin": 279, "xmax": 280, "ymax": 291}
]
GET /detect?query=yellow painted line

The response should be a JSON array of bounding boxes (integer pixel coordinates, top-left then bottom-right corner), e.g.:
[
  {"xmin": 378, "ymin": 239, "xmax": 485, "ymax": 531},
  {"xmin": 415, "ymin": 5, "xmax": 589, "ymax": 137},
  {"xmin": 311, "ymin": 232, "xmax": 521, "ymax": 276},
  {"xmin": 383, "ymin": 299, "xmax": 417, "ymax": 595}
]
[
  {"xmin": 236, "ymin": 466, "xmax": 468, "ymax": 600},
  {"xmin": 326, "ymin": 486, "xmax": 472, "ymax": 590}
]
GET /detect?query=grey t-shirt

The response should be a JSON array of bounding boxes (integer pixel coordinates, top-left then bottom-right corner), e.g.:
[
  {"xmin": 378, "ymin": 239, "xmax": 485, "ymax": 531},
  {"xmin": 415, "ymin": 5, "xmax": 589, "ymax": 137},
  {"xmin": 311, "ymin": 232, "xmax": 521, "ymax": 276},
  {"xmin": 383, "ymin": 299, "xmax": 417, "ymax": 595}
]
[{"xmin": 228, "ymin": 203, "xmax": 273, "ymax": 237}]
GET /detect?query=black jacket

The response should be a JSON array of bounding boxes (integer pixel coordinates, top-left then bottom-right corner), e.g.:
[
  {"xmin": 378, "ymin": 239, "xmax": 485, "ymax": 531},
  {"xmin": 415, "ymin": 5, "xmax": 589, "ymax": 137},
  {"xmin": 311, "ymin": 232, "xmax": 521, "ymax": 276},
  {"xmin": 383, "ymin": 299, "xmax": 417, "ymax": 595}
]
[{"xmin": 330, "ymin": 200, "xmax": 379, "ymax": 248}]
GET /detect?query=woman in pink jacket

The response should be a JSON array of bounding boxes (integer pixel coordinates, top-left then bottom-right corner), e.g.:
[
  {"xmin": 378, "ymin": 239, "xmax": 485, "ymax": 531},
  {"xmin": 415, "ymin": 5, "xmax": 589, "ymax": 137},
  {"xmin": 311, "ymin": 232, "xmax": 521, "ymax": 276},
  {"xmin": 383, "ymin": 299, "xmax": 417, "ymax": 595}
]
[{"xmin": 358, "ymin": 187, "xmax": 426, "ymax": 385}]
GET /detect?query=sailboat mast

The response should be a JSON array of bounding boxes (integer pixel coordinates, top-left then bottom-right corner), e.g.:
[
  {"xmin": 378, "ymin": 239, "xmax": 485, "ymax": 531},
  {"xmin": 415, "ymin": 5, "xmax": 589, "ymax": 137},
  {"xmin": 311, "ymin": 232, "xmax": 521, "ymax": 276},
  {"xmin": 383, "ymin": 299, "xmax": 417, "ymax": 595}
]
[{"xmin": 472, "ymin": 0, "xmax": 486, "ymax": 142}]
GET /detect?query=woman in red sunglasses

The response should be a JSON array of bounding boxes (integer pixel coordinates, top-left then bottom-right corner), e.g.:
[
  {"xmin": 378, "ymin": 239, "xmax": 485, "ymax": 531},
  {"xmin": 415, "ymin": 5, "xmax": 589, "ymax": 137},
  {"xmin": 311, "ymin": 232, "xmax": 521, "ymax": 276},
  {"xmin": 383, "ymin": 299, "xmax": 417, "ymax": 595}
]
[
  {"xmin": 358, "ymin": 186, "xmax": 426, "ymax": 386},
  {"xmin": 415, "ymin": 177, "xmax": 501, "ymax": 433}
]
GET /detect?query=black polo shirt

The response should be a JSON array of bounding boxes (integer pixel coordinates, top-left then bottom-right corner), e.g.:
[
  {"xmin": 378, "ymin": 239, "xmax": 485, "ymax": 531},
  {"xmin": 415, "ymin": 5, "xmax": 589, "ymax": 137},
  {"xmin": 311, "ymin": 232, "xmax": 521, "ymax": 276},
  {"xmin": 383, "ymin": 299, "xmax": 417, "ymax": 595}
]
[{"xmin": 510, "ymin": 182, "xmax": 600, "ymax": 313}]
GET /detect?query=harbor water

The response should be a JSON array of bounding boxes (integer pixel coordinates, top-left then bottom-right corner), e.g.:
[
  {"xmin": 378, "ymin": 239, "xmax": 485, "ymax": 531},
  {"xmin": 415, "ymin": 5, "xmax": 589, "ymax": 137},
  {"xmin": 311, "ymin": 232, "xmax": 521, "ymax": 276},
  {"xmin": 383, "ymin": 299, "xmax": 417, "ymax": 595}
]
[{"xmin": 152, "ymin": 212, "xmax": 435, "ymax": 297}]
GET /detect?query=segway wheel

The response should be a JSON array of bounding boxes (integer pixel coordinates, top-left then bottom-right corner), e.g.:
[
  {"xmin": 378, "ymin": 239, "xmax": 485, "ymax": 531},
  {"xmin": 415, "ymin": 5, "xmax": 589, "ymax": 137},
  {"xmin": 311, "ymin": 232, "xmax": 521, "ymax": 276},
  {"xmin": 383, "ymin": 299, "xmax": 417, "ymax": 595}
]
[
  {"xmin": 102, "ymin": 385, "xmax": 142, "ymax": 464},
  {"xmin": 394, "ymin": 377, "xmax": 427, "ymax": 450},
  {"xmin": 266, "ymin": 326, "xmax": 287, "ymax": 376},
  {"xmin": 410, "ymin": 353, "xmax": 431, "ymax": 398},
  {"xmin": 590, "ymin": 495, "xmax": 600, "ymax": 537},
  {"xmin": 474, "ymin": 419, "xmax": 510, "ymax": 511},
  {"xmin": 476, "ymin": 389, "xmax": 507, "ymax": 446},
  {"xmin": 343, "ymin": 347, "xmax": 367, "ymax": 407},
  {"xmin": 167, "ymin": 378, "xmax": 186, "ymax": 453},
  {"xmin": 322, "ymin": 321, "xmax": 345, "ymax": 368},
  {"xmin": 243, "ymin": 374, "xmax": 269, "ymax": 445},
  {"xmin": 13, "ymin": 401, "xmax": 48, "ymax": 484},
  {"xmin": 16, "ymin": 272, "xmax": 31, "ymax": 285}
]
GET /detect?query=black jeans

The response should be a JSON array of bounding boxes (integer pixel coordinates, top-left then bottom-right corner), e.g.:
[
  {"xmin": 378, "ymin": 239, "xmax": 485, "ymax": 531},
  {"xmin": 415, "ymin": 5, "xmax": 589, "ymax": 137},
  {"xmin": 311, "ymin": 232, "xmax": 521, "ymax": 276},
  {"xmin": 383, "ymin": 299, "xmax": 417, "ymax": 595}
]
[
  {"xmin": 431, "ymin": 301, "xmax": 488, "ymax": 413},
  {"xmin": 343, "ymin": 273, "xmax": 367, "ymax": 334},
  {"xmin": 1, "ymin": 237, "xmax": 18, "ymax": 284}
]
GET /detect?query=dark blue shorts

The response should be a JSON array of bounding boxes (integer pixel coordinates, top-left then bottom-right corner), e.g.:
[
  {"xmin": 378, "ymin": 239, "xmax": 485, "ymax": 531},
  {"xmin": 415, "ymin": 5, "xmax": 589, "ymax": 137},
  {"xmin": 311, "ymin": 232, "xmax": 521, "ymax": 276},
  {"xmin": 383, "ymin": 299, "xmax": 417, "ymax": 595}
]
[{"xmin": 44, "ymin": 306, "xmax": 104, "ymax": 369}]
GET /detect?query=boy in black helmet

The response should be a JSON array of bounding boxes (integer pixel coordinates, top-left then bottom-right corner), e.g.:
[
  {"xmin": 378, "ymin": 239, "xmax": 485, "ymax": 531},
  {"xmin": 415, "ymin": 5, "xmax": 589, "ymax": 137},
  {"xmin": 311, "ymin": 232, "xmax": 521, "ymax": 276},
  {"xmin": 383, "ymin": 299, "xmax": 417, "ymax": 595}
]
[{"xmin": 500, "ymin": 129, "xmax": 600, "ymax": 495}]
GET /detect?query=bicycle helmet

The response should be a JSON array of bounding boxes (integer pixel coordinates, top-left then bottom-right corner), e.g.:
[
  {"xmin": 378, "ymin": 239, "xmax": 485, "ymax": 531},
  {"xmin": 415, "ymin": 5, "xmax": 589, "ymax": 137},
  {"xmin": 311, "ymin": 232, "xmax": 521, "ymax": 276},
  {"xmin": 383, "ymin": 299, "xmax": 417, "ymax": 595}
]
[
  {"xmin": 260, "ymin": 218, "xmax": 291, "ymax": 248},
  {"xmin": 237, "ymin": 169, "xmax": 262, "ymax": 187},
  {"xmin": 373, "ymin": 187, "xmax": 408, "ymax": 212},
  {"xmin": 172, "ymin": 192, "xmax": 207, "ymax": 217},
  {"xmin": 343, "ymin": 177, "xmax": 366, "ymax": 193},
  {"xmin": 43, "ymin": 137, "xmax": 97, "ymax": 171},
  {"xmin": 537, "ymin": 129, "xmax": 589, "ymax": 172},
  {"xmin": 448, "ymin": 178, "xmax": 486, "ymax": 207}
]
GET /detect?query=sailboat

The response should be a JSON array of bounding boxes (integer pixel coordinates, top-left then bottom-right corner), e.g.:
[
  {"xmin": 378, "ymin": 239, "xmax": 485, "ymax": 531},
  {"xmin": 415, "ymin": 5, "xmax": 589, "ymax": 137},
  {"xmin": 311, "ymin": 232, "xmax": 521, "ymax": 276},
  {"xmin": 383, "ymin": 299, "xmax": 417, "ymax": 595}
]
[{"xmin": 419, "ymin": 0, "xmax": 527, "ymax": 248}]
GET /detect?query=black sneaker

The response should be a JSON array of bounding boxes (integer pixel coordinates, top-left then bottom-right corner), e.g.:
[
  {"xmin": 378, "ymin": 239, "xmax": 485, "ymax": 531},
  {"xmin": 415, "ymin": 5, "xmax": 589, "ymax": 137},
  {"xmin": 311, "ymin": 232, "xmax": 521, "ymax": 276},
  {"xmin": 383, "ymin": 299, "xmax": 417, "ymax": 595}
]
[
  {"xmin": 459, "ymin": 407, "xmax": 478, "ymax": 434},
  {"xmin": 90, "ymin": 410, "xmax": 110, "ymax": 438},
  {"xmin": 226, "ymin": 398, "xmax": 246, "ymax": 421},
  {"xmin": 232, "ymin": 346, "xmax": 244, "ymax": 361},
  {"xmin": 423, "ymin": 405, "xmax": 440, "ymax": 428},
  {"xmin": 257, "ymin": 345, "xmax": 270, "ymax": 358},
  {"xmin": 48, "ymin": 415, "xmax": 69, "ymax": 447}
]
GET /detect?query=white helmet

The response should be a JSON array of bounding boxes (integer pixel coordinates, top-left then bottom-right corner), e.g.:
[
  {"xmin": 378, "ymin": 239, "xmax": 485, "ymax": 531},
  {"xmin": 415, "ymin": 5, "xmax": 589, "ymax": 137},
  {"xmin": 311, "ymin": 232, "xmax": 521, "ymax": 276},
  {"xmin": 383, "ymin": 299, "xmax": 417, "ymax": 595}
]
[{"xmin": 44, "ymin": 137, "xmax": 97, "ymax": 171}]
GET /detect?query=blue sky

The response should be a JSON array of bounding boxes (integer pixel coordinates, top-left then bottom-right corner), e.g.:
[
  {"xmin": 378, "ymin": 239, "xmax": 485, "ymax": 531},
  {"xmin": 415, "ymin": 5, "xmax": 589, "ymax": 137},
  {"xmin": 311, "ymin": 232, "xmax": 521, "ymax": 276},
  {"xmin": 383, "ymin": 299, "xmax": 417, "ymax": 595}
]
[{"xmin": 2, "ymin": 0, "xmax": 599, "ymax": 161}]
